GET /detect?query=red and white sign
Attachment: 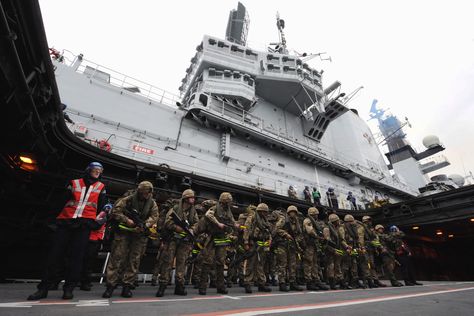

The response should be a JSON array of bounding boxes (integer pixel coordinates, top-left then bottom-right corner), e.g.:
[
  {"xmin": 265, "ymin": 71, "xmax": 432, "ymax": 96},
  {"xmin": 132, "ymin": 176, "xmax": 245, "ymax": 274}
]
[{"xmin": 132, "ymin": 144, "xmax": 154, "ymax": 155}]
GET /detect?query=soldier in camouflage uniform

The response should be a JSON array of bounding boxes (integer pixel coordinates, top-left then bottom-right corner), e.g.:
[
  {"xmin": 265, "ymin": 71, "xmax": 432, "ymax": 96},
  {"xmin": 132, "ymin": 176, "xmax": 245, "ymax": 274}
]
[
  {"xmin": 156, "ymin": 189, "xmax": 199, "ymax": 297},
  {"xmin": 198, "ymin": 192, "xmax": 239, "ymax": 295},
  {"xmin": 342, "ymin": 214, "xmax": 369, "ymax": 289},
  {"xmin": 151, "ymin": 198, "xmax": 176, "ymax": 286},
  {"xmin": 227, "ymin": 208, "xmax": 253, "ymax": 287},
  {"xmin": 323, "ymin": 213, "xmax": 349, "ymax": 290},
  {"xmin": 274, "ymin": 205, "xmax": 305, "ymax": 292},
  {"xmin": 265, "ymin": 210, "xmax": 280, "ymax": 286},
  {"xmin": 242, "ymin": 203, "xmax": 272, "ymax": 293},
  {"xmin": 374, "ymin": 224, "xmax": 403, "ymax": 287},
  {"xmin": 361, "ymin": 216, "xmax": 387, "ymax": 288},
  {"xmin": 302, "ymin": 207, "xmax": 329, "ymax": 290},
  {"xmin": 103, "ymin": 181, "xmax": 159, "ymax": 298}
]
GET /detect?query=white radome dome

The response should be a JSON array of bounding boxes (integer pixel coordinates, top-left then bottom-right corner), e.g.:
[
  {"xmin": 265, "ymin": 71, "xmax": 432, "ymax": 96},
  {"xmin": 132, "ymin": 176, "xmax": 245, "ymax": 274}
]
[
  {"xmin": 449, "ymin": 174, "xmax": 465, "ymax": 187},
  {"xmin": 422, "ymin": 135, "xmax": 441, "ymax": 148}
]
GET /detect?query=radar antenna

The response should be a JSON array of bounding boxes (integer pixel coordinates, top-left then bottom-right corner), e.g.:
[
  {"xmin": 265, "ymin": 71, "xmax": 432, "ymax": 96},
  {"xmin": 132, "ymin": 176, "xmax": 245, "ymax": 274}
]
[{"xmin": 269, "ymin": 12, "xmax": 288, "ymax": 54}]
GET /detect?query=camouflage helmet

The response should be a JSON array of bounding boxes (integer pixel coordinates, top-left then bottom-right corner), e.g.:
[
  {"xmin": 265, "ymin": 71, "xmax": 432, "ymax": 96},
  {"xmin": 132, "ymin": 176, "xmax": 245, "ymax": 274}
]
[
  {"xmin": 362, "ymin": 215, "xmax": 372, "ymax": 222},
  {"xmin": 246, "ymin": 204, "xmax": 257, "ymax": 213},
  {"xmin": 256, "ymin": 203, "xmax": 269, "ymax": 212},
  {"xmin": 375, "ymin": 224, "xmax": 384, "ymax": 231},
  {"xmin": 308, "ymin": 207, "xmax": 319, "ymax": 216},
  {"xmin": 287, "ymin": 205, "xmax": 298, "ymax": 214},
  {"xmin": 344, "ymin": 214, "xmax": 355, "ymax": 222},
  {"xmin": 219, "ymin": 192, "xmax": 233, "ymax": 203},
  {"xmin": 182, "ymin": 189, "xmax": 195, "ymax": 199},
  {"xmin": 328, "ymin": 214, "xmax": 340, "ymax": 223},
  {"xmin": 137, "ymin": 181, "xmax": 153, "ymax": 192}
]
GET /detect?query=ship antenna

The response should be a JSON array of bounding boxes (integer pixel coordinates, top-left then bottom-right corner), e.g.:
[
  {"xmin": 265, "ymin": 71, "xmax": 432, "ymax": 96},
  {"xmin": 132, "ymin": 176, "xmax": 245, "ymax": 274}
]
[{"xmin": 269, "ymin": 12, "xmax": 288, "ymax": 54}]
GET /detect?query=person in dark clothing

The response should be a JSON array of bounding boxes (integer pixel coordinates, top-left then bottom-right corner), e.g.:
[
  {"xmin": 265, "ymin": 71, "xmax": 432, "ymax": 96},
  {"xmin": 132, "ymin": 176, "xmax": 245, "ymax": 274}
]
[
  {"xmin": 61, "ymin": 103, "xmax": 74, "ymax": 124},
  {"xmin": 326, "ymin": 187, "xmax": 338, "ymax": 209},
  {"xmin": 346, "ymin": 192, "xmax": 357, "ymax": 210},
  {"xmin": 389, "ymin": 226, "xmax": 423, "ymax": 286},
  {"xmin": 303, "ymin": 186, "xmax": 312, "ymax": 203},
  {"xmin": 79, "ymin": 202, "xmax": 113, "ymax": 291},
  {"xmin": 27, "ymin": 162, "xmax": 108, "ymax": 300}
]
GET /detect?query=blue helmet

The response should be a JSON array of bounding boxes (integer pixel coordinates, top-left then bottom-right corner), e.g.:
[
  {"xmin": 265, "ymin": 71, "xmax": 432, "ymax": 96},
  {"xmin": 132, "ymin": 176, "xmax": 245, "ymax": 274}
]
[
  {"xmin": 389, "ymin": 225, "xmax": 399, "ymax": 232},
  {"xmin": 86, "ymin": 162, "xmax": 104, "ymax": 172}
]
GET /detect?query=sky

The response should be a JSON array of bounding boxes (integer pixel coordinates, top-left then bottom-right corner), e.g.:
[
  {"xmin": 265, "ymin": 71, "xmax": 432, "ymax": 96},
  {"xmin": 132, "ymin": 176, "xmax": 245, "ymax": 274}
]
[{"xmin": 38, "ymin": 0, "xmax": 474, "ymax": 181}]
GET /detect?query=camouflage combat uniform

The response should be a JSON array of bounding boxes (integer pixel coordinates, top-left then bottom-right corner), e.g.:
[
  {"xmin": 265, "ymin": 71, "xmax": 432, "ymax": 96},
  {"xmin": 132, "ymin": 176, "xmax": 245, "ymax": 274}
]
[
  {"xmin": 198, "ymin": 192, "xmax": 237, "ymax": 295},
  {"xmin": 103, "ymin": 182, "xmax": 158, "ymax": 298}
]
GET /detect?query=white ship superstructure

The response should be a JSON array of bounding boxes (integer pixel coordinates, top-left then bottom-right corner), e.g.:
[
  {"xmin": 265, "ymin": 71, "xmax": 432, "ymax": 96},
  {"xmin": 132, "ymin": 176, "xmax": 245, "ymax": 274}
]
[{"xmin": 51, "ymin": 3, "xmax": 455, "ymax": 210}]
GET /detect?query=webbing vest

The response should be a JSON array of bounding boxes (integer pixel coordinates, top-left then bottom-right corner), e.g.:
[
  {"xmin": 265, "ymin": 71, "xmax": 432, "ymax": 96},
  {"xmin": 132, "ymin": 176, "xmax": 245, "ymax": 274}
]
[{"xmin": 57, "ymin": 178, "xmax": 104, "ymax": 220}]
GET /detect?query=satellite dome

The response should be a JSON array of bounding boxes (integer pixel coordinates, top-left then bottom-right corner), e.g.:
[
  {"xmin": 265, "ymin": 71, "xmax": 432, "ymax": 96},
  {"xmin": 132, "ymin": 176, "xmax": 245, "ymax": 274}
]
[
  {"xmin": 422, "ymin": 135, "xmax": 441, "ymax": 148},
  {"xmin": 449, "ymin": 174, "xmax": 465, "ymax": 187}
]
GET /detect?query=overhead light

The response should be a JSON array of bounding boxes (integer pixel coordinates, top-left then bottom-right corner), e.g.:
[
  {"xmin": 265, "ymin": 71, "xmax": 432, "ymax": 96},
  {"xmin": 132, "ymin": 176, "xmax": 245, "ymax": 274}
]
[
  {"xmin": 470, "ymin": 218, "xmax": 474, "ymax": 222},
  {"xmin": 448, "ymin": 234, "xmax": 454, "ymax": 238},
  {"xmin": 16, "ymin": 154, "xmax": 38, "ymax": 171},
  {"xmin": 436, "ymin": 231, "xmax": 443, "ymax": 236},
  {"xmin": 19, "ymin": 156, "xmax": 34, "ymax": 164},
  {"xmin": 412, "ymin": 226, "xmax": 419, "ymax": 230}
]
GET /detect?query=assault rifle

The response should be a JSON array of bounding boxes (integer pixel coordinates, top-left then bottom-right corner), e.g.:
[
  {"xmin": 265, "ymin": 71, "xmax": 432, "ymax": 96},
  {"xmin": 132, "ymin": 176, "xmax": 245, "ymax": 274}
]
[
  {"xmin": 228, "ymin": 244, "xmax": 258, "ymax": 269},
  {"xmin": 118, "ymin": 208, "xmax": 154, "ymax": 238},
  {"xmin": 171, "ymin": 211, "xmax": 195, "ymax": 242}
]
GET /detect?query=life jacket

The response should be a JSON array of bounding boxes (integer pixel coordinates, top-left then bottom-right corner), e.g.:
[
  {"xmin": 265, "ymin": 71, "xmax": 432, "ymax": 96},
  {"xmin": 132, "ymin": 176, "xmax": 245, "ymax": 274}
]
[
  {"xmin": 57, "ymin": 178, "xmax": 105, "ymax": 220},
  {"xmin": 89, "ymin": 224, "xmax": 106, "ymax": 241}
]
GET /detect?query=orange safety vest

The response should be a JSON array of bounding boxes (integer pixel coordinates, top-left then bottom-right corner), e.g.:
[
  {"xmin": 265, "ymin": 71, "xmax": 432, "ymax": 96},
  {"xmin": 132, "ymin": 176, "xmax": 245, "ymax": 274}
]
[
  {"xmin": 57, "ymin": 178, "xmax": 105, "ymax": 220},
  {"xmin": 89, "ymin": 224, "xmax": 106, "ymax": 241}
]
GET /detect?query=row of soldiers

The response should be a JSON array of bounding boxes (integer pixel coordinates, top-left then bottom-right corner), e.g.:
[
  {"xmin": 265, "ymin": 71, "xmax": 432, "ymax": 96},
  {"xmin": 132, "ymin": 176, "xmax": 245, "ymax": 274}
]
[{"xmin": 101, "ymin": 181, "xmax": 414, "ymax": 298}]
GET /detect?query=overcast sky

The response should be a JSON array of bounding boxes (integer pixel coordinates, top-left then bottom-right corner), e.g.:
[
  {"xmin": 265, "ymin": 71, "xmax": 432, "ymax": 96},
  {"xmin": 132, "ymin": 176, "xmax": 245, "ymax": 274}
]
[{"xmin": 39, "ymin": 0, "xmax": 474, "ymax": 181}]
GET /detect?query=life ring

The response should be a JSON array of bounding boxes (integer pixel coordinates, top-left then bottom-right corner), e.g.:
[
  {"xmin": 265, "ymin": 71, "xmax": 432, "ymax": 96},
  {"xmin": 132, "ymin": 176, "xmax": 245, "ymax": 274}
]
[{"xmin": 98, "ymin": 139, "xmax": 112, "ymax": 152}]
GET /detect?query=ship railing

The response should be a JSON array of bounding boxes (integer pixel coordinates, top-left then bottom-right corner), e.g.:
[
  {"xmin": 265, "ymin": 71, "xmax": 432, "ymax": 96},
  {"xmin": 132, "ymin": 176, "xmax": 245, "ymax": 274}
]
[
  {"xmin": 58, "ymin": 50, "xmax": 180, "ymax": 108},
  {"xmin": 206, "ymin": 94, "xmax": 416, "ymax": 194}
]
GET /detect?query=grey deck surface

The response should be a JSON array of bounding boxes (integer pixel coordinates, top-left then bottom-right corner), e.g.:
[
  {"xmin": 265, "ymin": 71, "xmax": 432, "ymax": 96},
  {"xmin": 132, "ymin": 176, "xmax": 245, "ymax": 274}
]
[{"xmin": 1, "ymin": 281, "xmax": 473, "ymax": 315}]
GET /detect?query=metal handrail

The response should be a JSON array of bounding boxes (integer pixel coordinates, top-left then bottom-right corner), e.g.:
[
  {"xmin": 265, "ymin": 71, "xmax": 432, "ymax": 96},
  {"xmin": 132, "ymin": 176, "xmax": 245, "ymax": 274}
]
[{"xmin": 57, "ymin": 51, "xmax": 180, "ymax": 108}]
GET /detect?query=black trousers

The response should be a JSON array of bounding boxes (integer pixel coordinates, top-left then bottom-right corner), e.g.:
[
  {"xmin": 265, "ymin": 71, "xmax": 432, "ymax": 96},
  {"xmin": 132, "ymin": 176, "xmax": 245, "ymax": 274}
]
[
  {"xmin": 81, "ymin": 240, "xmax": 101, "ymax": 285},
  {"xmin": 38, "ymin": 224, "xmax": 91, "ymax": 290},
  {"xmin": 398, "ymin": 255, "xmax": 417, "ymax": 283}
]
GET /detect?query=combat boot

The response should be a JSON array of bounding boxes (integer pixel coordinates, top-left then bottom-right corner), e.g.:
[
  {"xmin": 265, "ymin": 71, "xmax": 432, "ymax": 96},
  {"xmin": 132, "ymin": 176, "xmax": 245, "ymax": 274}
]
[
  {"xmin": 367, "ymin": 279, "xmax": 377, "ymax": 288},
  {"xmin": 289, "ymin": 282, "xmax": 304, "ymax": 291},
  {"xmin": 358, "ymin": 279, "xmax": 368, "ymax": 289},
  {"xmin": 62, "ymin": 287, "xmax": 74, "ymax": 300},
  {"xmin": 340, "ymin": 281, "xmax": 352, "ymax": 290},
  {"xmin": 306, "ymin": 282, "xmax": 317, "ymax": 291},
  {"xmin": 174, "ymin": 283, "xmax": 187, "ymax": 296},
  {"xmin": 271, "ymin": 277, "xmax": 278, "ymax": 286},
  {"xmin": 404, "ymin": 280, "xmax": 415, "ymax": 286},
  {"xmin": 258, "ymin": 285, "xmax": 272, "ymax": 292},
  {"xmin": 328, "ymin": 278, "xmax": 337, "ymax": 290},
  {"xmin": 390, "ymin": 279, "xmax": 403, "ymax": 287},
  {"xmin": 156, "ymin": 283, "xmax": 166, "ymax": 297},
  {"xmin": 27, "ymin": 288, "xmax": 48, "ymax": 301},
  {"xmin": 314, "ymin": 281, "xmax": 329, "ymax": 291},
  {"xmin": 102, "ymin": 285, "xmax": 115, "ymax": 298},
  {"xmin": 413, "ymin": 281, "xmax": 423, "ymax": 286},
  {"xmin": 244, "ymin": 284, "xmax": 253, "ymax": 293},
  {"xmin": 375, "ymin": 279, "xmax": 387, "ymax": 287},
  {"xmin": 217, "ymin": 287, "xmax": 228, "ymax": 294},
  {"xmin": 279, "ymin": 283, "xmax": 289, "ymax": 292},
  {"xmin": 198, "ymin": 288, "xmax": 207, "ymax": 295},
  {"xmin": 121, "ymin": 285, "xmax": 133, "ymax": 298}
]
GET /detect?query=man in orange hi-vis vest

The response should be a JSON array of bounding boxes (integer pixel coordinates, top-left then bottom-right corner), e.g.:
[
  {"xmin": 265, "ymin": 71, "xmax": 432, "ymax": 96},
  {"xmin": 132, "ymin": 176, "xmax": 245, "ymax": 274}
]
[{"xmin": 27, "ymin": 162, "xmax": 108, "ymax": 301}]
